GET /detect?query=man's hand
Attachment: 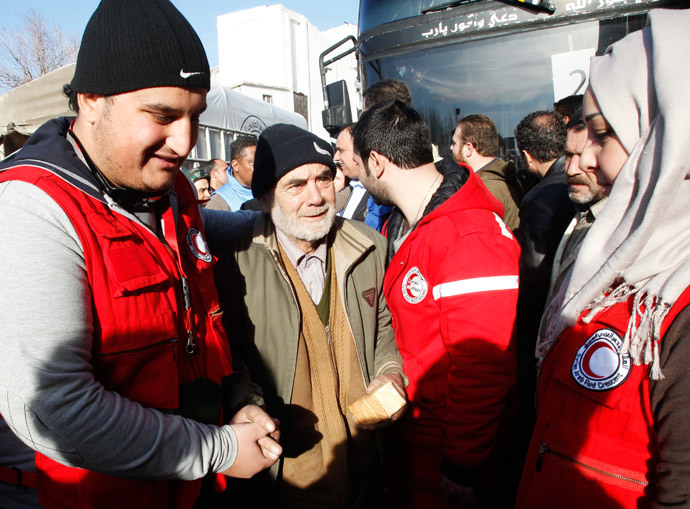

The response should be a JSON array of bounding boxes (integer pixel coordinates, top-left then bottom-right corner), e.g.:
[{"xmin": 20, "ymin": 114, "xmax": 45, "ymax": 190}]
[
  {"xmin": 440, "ymin": 475, "xmax": 479, "ymax": 507},
  {"xmin": 220, "ymin": 405, "xmax": 282, "ymax": 478},
  {"xmin": 230, "ymin": 404, "xmax": 281, "ymax": 459},
  {"xmin": 358, "ymin": 372, "xmax": 407, "ymax": 430}
]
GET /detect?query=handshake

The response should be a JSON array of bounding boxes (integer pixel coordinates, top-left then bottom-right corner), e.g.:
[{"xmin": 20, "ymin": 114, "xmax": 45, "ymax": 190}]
[{"xmin": 221, "ymin": 405, "xmax": 282, "ymax": 478}]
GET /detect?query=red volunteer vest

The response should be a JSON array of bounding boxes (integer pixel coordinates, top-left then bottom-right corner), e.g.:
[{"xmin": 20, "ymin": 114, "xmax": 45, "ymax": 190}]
[
  {"xmin": 517, "ymin": 287, "xmax": 690, "ymax": 508},
  {"xmin": 0, "ymin": 166, "xmax": 233, "ymax": 509}
]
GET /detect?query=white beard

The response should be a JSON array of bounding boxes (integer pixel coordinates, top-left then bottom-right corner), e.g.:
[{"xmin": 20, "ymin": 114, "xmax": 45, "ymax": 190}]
[{"xmin": 271, "ymin": 200, "xmax": 336, "ymax": 243}]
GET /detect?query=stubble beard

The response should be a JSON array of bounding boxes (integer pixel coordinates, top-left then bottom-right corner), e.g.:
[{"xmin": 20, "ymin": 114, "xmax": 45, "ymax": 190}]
[
  {"xmin": 362, "ymin": 161, "xmax": 395, "ymax": 207},
  {"xmin": 567, "ymin": 176, "xmax": 604, "ymax": 206}
]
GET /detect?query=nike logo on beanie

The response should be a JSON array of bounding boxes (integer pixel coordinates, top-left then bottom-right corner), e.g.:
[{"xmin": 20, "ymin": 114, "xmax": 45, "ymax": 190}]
[{"xmin": 180, "ymin": 70, "xmax": 203, "ymax": 79}]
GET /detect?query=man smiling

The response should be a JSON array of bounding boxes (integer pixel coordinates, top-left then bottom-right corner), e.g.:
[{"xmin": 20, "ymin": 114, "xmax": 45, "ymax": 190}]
[
  {"xmin": 0, "ymin": 1, "xmax": 279, "ymax": 508},
  {"xmin": 212, "ymin": 123, "xmax": 405, "ymax": 508}
]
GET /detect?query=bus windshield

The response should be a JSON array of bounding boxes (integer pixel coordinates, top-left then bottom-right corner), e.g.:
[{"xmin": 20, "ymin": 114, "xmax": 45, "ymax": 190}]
[{"xmin": 362, "ymin": 16, "xmax": 636, "ymax": 158}]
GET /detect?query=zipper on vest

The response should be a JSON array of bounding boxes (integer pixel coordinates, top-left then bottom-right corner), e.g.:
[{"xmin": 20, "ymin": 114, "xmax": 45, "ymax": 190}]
[
  {"xmin": 324, "ymin": 324, "xmax": 340, "ymax": 385},
  {"xmin": 536, "ymin": 443, "xmax": 648, "ymax": 486},
  {"xmin": 185, "ymin": 330, "xmax": 196, "ymax": 355},
  {"xmin": 181, "ymin": 277, "xmax": 192, "ymax": 310},
  {"xmin": 179, "ymin": 276, "xmax": 196, "ymax": 355}
]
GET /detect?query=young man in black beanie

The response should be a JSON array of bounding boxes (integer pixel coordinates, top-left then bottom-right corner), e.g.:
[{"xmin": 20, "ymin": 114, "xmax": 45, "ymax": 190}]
[
  {"xmin": 212, "ymin": 123, "xmax": 406, "ymax": 508},
  {"xmin": 0, "ymin": 1, "xmax": 280, "ymax": 508}
]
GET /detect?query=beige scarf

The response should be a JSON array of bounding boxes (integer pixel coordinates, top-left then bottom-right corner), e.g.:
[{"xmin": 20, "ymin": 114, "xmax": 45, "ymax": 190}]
[
  {"xmin": 279, "ymin": 244, "xmax": 371, "ymax": 507},
  {"xmin": 538, "ymin": 9, "xmax": 690, "ymax": 380}
]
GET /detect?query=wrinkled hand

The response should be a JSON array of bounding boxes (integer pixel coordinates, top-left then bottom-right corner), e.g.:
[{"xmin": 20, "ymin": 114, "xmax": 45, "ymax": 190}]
[
  {"xmin": 358, "ymin": 372, "xmax": 407, "ymax": 430},
  {"xmin": 221, "ymin": 405, "xmax": 282, "ymax": 478},
  {"xmin": 440, "ymin": 475, "xmax": 478, "ymax": 507}
]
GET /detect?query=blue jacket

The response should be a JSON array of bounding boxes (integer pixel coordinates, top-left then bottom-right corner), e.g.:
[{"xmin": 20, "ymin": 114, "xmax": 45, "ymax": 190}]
[{"xmin": 213, "ymin": 173, "xmax": 253, "ymax": 211}]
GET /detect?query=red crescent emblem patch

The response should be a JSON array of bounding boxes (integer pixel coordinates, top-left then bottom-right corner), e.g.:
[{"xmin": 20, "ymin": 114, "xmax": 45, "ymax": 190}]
[{"xmin": 571, "ymin": 329, "xmax": 631, "ymax": 391}]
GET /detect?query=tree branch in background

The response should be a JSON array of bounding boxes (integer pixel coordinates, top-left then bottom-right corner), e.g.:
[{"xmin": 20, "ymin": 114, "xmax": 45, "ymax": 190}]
[{"xmin": 0, "ymin": 9, "xmax": 78, "ymax": 91}]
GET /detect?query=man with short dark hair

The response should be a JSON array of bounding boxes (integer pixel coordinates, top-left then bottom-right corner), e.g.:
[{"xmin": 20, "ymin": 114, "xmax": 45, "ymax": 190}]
[
  {"xmin": 353, "ymin": 100, "xmax": 519, "ymax": 508},
  {"xmin": 207, "ymin": 136, "xmax": 257, "ymax": 211},
  {"xmin": 514, "ymin": 110, "xmax": 575, "ymax": 341},
  {"xmin": 451, "ymin": 114, "xmax": 523, "ymax": 230},
  {"xmin": 362, "ymin": 78, "xmax": 412, "ymax": 111},
  {"xmin": 208, "ymin": 157, "xmax": 229, "ymax": 191},
  {"xmin": 0, "ymin": 1, "xmax": 279, "ymax": 508},
  {"xmin": 213, "ymin": 123, "xmax": 405, "ymax": 508},
  {"xmin": 512, "ymin": 111, "xmax": 575, "ymax": 467},
  {"xmin": 553, "ymin": 94, "xmax": 583, "ymax": 125}
]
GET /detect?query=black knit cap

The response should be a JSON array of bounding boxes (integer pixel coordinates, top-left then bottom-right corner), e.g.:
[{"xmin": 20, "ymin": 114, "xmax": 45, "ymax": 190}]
[
  {"xmin": 252, "ymin": 124, "xmax": 337, "ymax": 198},
  {"xmin": 70, "ymin": 0, "xmax": 210, "ymax": 95}
]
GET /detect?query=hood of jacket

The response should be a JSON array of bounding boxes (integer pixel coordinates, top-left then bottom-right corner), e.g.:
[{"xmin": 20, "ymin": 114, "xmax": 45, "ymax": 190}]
[
  {"xmin": 0, "ymin": 117, "xmax": 107, "ymax": 203},
  {"xmin": 387, "ymin": 162, "xmax": 480, "ymax": 263}
]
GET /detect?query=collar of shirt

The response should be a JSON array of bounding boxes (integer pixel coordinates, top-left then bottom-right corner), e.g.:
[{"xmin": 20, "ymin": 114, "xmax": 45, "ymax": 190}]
[
  {"xmin": 275, "ymin": 227, "xmax": 328, "ymax": 304},
  {"xmin": 342, "ymin": 182, "xmax": 368, "ymax": 219},
  {"xmin": 589, "ymin": 195, "xmax": 608, "ymax": 221},
  {"xmin": 276, "ymin": 228, "xmax": 327, "ymax": 267}
]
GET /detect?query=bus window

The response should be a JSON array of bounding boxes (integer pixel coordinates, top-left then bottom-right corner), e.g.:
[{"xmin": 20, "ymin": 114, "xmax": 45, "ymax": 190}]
[{"xmin": 365, "ymin": 20, "xmax": 620, "ymax": 160}]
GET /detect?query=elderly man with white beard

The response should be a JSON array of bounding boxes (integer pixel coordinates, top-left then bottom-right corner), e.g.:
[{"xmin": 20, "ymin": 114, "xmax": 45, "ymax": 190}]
[
  {"xmin": 211, "ymin": 124, "xmax": 406, "ymax": 508},
  {"xmin": 545, "ymin": 109, "xmax": 608, "ymax": 308}
]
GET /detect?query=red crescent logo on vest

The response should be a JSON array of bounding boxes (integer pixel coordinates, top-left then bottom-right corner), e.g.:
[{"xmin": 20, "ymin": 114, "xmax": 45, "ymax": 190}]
[
  {"xmin": 186, "ymin": 227, "xmax": 212, "ymax": 263},
  {"xmin": 571, "ymin": 328, "xmax": 631, "ymax": 391},
  {"xmin": 401, "ymin": 267, "xmax": 428, "ymax": 304}
]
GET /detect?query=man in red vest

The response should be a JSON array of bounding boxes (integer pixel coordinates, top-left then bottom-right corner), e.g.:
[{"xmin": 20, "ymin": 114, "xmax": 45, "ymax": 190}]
[{"xmin": 0, "ymin": 1, "xmax": 280, "ymax": 508}]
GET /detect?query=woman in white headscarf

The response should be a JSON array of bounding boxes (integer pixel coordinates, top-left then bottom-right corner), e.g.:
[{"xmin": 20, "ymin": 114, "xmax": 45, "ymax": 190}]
[{"xmin": 516, "ymin": 8, "xmax": 690, "ymax": 508}]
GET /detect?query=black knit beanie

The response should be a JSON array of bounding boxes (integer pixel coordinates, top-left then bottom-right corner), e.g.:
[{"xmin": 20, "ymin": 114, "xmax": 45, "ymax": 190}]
[
  {"xmin": 252, "ymin": 124, "xmax": 337, "ymax": 198},
  {"xmin": 71, "ymin": 0, "xmax": 210, "ymax": 95}
]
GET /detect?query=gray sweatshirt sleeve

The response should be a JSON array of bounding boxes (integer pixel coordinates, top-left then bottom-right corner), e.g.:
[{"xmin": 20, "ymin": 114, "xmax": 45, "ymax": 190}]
[{"xmin": 0, "ymin": 181, "xmax": 237, "ymax": 480}]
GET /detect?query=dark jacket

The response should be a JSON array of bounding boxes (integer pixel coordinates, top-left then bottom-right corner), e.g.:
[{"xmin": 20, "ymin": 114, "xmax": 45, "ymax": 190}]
[
  {"xmin": 515, "ymin": 156, "xmax": 576, "ymax": 341},
  {"xmin": 339, "ymin": 184, "xmax": 370, "ymax": 222}
]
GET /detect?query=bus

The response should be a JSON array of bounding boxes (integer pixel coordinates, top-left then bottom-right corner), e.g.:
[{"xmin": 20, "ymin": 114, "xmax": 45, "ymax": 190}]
[{"xmin": 327, "ymin": 0, "xmax": 685, "ymax": 161}]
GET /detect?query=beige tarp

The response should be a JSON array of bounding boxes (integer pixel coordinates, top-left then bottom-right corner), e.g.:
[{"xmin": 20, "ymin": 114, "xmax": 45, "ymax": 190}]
[{"xmin": 0, "ymin": 63, "xmax": 75, "ymax": 138}]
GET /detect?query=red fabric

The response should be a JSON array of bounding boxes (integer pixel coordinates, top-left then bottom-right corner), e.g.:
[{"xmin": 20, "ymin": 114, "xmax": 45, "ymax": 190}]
[
  {"xmin": 0, "ymin": 167, "xmax": 233, "ymax": 509},
  {"xmin": 384, "ymin": 171, "xmax": 519, "ymax": 499},
  {"xmin": 0, "ymin": 465, "xmax": 38, "ymax": 488},
  {"xmin": 516, "ymin": 287, "xmax": 690, "ymax": 508}
]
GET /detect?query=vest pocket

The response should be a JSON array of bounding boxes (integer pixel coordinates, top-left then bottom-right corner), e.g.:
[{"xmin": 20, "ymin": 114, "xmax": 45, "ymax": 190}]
[
  {"xmin": 536, "ymin": 443, "xmax": 648, "ymax": 488},
  {"xmin": 105, "ymin": 244, "xmax": 171, "ymax": 297},
  {"xmin": 94, "ymin": 338, "xmax": 179, "ymax": 410},
  {"xmin": 521, "ymin": 441, "xmax": 649, "ymax": 508}
]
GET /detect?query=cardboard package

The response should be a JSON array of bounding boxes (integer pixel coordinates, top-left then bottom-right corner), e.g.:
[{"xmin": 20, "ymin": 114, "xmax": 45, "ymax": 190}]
[{"xmin": 347, "ymin": 381, "xmax": 406, "ymax": 425}]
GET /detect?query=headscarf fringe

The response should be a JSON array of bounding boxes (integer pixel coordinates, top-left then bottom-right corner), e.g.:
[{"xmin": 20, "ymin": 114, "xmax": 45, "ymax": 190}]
[{"xmin": 537, "ymin": 281, "xmax": 670, "ymax": 380}]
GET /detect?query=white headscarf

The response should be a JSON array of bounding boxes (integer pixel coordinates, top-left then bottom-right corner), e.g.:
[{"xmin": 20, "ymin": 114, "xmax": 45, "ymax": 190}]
[{"xmin": 537, "ymin": 8, "xmax": 690, "ymax": 380}]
